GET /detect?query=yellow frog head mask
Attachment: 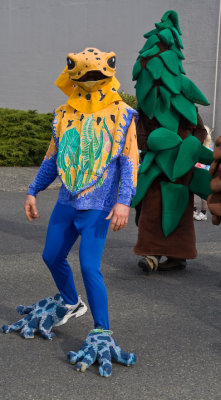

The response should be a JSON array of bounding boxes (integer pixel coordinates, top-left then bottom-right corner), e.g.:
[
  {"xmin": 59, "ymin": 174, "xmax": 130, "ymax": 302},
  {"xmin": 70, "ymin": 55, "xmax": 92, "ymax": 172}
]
[
  {"xmin": 55, "ymin": 47, "xmax": 122, "ymax": 113},
  {"xmin": 67, "ymin": 47, "xmax": 116, "ymax": 91}
]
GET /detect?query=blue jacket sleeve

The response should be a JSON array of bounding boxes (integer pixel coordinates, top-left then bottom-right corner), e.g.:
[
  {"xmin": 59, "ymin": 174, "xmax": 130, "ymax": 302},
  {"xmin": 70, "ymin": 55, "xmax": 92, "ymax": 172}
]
[
  {"xmin": 27, "ymin": 137, "xmax": 58, "ymax": 197},
  {"xmin": 117, "ymin": 117, "xmax": 139, "ymax": 206}
]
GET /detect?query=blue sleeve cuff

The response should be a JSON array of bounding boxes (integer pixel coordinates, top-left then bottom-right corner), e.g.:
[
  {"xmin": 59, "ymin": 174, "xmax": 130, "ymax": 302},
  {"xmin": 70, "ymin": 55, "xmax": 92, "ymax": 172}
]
[
  {"xmin": 117, "ymin": 195, "xmax": 132, "ymax": 207},
  {"xmin": 27, "ymin": 188, "xmax": 37, "ymax": 197}
]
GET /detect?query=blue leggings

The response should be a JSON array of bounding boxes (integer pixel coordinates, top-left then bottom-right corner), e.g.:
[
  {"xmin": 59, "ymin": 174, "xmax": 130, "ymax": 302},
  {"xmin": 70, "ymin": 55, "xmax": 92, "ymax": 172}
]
[{"xmin": 42, "ymin": 202, "xmax": 110, "ymax": 329}]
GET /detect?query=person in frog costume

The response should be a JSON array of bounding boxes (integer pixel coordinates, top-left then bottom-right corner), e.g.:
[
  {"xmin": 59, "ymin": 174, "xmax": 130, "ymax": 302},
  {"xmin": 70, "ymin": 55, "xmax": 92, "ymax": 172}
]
[
  {"xmin": 131, "ymin": 10, "xmax": 213, "ymax": 273},
  {"xmin": 3, "ymin": 48, "xmax": 138, "ymax": 377}
]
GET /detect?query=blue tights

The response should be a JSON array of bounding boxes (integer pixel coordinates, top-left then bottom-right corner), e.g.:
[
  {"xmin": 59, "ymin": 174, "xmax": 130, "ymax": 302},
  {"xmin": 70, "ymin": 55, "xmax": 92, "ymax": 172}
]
[{"xmin": 42, "ymin": 202, "xmax": 110, "ymax": 330}]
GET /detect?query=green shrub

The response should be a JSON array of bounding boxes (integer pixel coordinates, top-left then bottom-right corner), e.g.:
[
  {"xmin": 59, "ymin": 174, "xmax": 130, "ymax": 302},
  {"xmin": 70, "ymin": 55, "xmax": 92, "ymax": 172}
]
[
  {"xmin": 0, "ymin": 108, "xmax": 53, "ymax": 166},
  {"xmin": 0, "ymin": 92, "xmax": 137, "ymax": 166},
  {"xmin": 119, "ymin": 91, "xmax": 137, "ymax": 109}
]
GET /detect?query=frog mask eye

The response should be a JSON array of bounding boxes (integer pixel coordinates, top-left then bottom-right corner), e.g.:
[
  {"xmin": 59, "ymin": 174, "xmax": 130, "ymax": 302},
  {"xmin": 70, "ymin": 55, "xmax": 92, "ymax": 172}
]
[
  {"xmin": 67, "ymin": 57, "xmax": 75, "ymax": 70},
  {"xmin": 107, "ymin": 56, "xmax": 116, "ymax": 69}
]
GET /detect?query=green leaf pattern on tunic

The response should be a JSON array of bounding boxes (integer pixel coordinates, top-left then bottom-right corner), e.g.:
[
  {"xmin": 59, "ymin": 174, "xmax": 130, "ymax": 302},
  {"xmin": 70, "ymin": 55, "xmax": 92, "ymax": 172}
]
[{"xmin": 57, "ymin": 116, "xmax": 113, "ymax": 192}]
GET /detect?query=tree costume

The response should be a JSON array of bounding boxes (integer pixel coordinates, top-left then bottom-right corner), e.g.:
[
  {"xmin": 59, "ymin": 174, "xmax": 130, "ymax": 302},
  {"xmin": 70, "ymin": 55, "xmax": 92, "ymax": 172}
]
[
  {"xmin": 131, "ymin": 10, "xmax": 213, "ymax": 272},
  {"xmin": 2, "ymin": 48, "xmax": 138, "ymax": 376}
]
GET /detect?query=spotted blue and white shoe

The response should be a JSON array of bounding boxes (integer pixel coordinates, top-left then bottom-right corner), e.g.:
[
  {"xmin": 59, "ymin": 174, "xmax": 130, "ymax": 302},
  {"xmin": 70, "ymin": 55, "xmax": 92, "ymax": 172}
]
[{"xmin": 54, "ymin": 296, "xmax": 87, "ymax": 327}]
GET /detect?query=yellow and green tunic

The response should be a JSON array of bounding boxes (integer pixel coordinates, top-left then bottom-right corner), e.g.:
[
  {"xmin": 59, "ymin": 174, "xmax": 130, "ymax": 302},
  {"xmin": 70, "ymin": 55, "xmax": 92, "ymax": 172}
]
[{"xmin": 28, "ymin": 102, "xmax": 138, "ymax": 211}]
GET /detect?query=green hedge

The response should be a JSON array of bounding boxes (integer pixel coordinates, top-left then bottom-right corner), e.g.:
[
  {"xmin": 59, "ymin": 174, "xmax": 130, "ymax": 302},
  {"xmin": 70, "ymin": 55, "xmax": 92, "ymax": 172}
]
[
  {"xmin": 0, "ymin": 109, "xmax": 54, "ymax": 166},
  {"xmin": 0, "ymin": 92, "xmax": 137, "ymax": 166},
  {"xmin": 120, "ymin": 91, "xmax": 137, "ymax": 110}
]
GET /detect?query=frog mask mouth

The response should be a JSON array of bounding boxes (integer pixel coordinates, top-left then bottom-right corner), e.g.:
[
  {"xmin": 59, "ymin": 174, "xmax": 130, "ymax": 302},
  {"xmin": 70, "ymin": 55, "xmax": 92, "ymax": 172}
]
[
  {"xmin": 66, "ymin": 48, "xmax": 116, "ymax": 90},
  {"xmin": 70, "ymin": 70, "xmax": 108, "ymax": 82}
]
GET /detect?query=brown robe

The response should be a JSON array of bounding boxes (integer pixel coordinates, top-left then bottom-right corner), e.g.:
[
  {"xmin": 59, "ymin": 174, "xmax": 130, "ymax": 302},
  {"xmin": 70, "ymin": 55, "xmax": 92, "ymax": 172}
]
[{"xmin": 134, "ymin": 111, "xmax": 207, "ymax": 259}]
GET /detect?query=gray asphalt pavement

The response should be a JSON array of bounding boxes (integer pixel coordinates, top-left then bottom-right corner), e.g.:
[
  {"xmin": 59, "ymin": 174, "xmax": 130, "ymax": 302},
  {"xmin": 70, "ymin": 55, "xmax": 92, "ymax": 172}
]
[{"xmin": 0, "ymin": 168, "xmax": 221, "ymax": 400}]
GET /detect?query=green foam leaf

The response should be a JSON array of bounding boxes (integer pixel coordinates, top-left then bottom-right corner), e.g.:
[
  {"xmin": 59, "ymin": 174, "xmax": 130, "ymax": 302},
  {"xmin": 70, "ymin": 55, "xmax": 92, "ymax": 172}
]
[
  {"xmin": 170, "ymin": 44, "xmax": 185, "ymax": 59},
  {"xmin": 146, "ymin": 57, "xmax": 164, "ymax": 80},
  {"xmin": 171, "ymin": 27, "xmax": 184, "ymax": 49},
  {"xmin": 158, "ymin": 28, "xmax": 175, "ymax": 46},
  {"xmin": 132, "ymin": 59, "xmax": 142, "ymax": 81},
  {"xmin": 147, "ymin": 127, "xmax": 182, "ymax": 151},
  {"xmin": 155, "ymin": 20, "xmax": 173, "ymax": 30},
  {"xmin": 144, "ymin": 28, "xmax": 159, "ymax": 39},
  {"xmin": 161, "ymin": 10, "xmax": 182, "ymax": 35},
  {"xmin": 141, "ymin": 86, "xmax": 157, "ymax": 119},
  {"xmin": 139, "ymin": 35, "xmax": 160, "ymax": 54},
  {"xmin": 156, "ymin": 147, "xmax": 179, "ymax": 181},
  {"xmin": 140, "ymin": 151, "xmax": 156, "ymax": 174},
  {"xmin": 139, "ymin": 42, "xmax": 150, "ymax": 55},
  {"xmin": 160, "ymin": 86, "xmax": 172, "ymax": 108},
  {"xmin": 131, "ymin": 164, "xmax": 161, "ymax": 207},
  {"xmin": 179, "ymin": 60, "xmax": 186, "ymax": 75},
  {"xmin": 198, "ymin": 144, "xmax": 214, "ymax": 165},
  {"xmin": 161, "ymin": 182, "xmax": 189, "ymax": 236},
  {"xmin": 154, "ymin": 97, "xmax": 180, "ymax": 132},
  {"xmin": 173, "ymin": 135, "xmax": 201, "ymax": 179},
  {"xmin": 171, "ymin": 94, "xmax": 197, "ymax": 125},
  {"xmin": 141, "ymin": 44, "xmax": 160, "ymax": 58},
  {"xmin": 135, "ymin": 68, "xmax": 153, "ymax": 104},
  {"xmin": 161, "ymin": 67, "xmax": 181, "ymax": 94},
  {"xmin": 189, "ymin": 167, "xmax": 212, "ymax": 199},
  {"xmin": 180, "ymin": 75, "xmax": 210, "ymax": 106},
  {"xmin": 159, "ymin": 50, "xmax": 180, "ymax": 75}
]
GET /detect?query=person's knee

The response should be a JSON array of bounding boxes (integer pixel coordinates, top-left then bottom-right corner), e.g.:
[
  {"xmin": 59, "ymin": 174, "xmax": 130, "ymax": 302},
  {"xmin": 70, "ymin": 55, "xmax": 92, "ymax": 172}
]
[
  {"xmin": 80, "ymin": 262, "xmax": 89, "ymax": 278},
  {"xmin": 42, "ymin": 250, "xmax": 53, "ymax": 269},
  {"xmin": 42, "ymin": 249, "xmax": 67, "ymax": 273},
  {"xmin": 80, "ymin": 261, "xmax": 102, "ymax": 282}
]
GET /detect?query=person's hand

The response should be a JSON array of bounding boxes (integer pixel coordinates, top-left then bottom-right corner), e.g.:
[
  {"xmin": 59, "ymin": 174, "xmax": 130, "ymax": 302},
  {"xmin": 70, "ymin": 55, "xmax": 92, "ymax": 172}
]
[
  {"xmin": 67, "ymin": 328, "xmax": 136, "ymax": 377},
  {"xmin": 24, "ymin": 194, "xmax": 40, "ymax": 222},
  {"xmin": 106, "ymin": 203, "xmax": 130, "ymax": 231}
]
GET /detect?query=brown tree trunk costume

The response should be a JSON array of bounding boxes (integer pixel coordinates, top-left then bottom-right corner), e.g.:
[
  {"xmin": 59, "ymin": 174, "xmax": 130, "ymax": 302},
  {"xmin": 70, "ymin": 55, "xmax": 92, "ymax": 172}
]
[
  {"xmin": 131, "ymin": 11, "xmax": 211, "ymax": 268},
  {"xmin": 134, "ymin": 112, "xmax": 207, "ymax": 259}
]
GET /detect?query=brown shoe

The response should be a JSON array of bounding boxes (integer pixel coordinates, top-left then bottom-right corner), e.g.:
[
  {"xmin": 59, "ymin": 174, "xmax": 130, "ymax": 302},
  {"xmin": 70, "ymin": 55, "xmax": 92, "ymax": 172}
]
[
  {"xmin": 158, "ymin": 258, "xmax": 187, "ymax": 271},
  {"xmin": 138, "ymin": 256, "xmax": 159, "ymax": 274}
]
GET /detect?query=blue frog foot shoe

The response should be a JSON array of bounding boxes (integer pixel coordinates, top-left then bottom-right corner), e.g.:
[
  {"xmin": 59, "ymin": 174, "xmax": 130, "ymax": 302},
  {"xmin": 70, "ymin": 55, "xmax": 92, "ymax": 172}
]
[
  {"xmin": 1, "ymin": 294, "xmax": 71, "ymax": 340},
  {"xmin": 67, "ymin": 328, "xmax": 136, "ymax": 377}
]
